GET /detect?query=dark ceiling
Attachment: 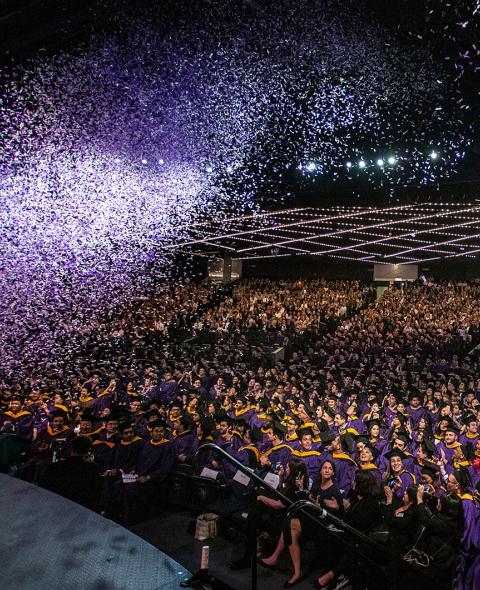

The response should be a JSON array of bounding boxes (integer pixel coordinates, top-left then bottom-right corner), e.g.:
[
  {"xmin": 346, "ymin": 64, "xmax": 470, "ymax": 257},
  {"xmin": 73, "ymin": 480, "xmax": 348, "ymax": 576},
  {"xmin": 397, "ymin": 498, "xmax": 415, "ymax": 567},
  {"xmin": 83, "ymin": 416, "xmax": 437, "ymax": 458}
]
[{"xmin": 1, "ymin": 0, "xmax": 478, "ymax": 206}]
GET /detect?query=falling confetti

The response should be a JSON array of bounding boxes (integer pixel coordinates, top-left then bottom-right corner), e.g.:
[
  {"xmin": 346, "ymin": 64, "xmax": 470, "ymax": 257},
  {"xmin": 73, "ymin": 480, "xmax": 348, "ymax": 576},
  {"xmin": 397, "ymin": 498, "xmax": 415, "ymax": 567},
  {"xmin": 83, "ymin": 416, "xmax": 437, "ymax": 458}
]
[{"xmin": 0, "ymin": 0, "xmax": 474, "ymax": 380}]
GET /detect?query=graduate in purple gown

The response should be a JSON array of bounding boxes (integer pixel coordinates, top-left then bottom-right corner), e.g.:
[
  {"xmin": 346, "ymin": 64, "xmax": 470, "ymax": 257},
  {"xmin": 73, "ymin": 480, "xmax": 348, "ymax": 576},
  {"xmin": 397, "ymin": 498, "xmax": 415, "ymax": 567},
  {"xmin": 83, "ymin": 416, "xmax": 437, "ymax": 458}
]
[
  {"xmin": 260, "ymin": 422, "xmax": 292, "ymax": 470},
  {"xmin": 172, "ymin": 416, "xmax": 195, "ymax": 462},
  {"xmin": 383, "ymin": 449, "xmax": 416, "ymax": 499},
  {"xmin": 37, "ymin": 410, "xmax": 75, "ymax": 458},
  {"xmin": 121, "ymin": 419, "xmax": 176, "ymax": 524},
  {"xmin": 446, "ymin": 469, "xmax": 479, "ymax": 590},
  {"xmin": 113, "ymin": 422, "xmax": 143, "ymax": 473},
  {"xmin": 90, "ymin": 389, "xmax": 114, "ymax": 420},
  {"xmin": 23, "ymin": 390, "xmax": 49, "ymax": 434},
  {"xmin": 0, "ymin": 399, "xmax": 34, "ymax": 441},
  {"xmin": 436, "ymin": 423, "xmax": 462, "ymax": 468},
  {"xmin": 358, "ymin": 445, "xmax": 382, "ymax": 488},
  {"xmin": 406, "ymin": 394, "xmax": 427, "ymax": 429},
  {"xmin": 154, "ymin": 370, "xmax": 178, "ymax": 405},
  {"xmin": 459, "ymin": 415, "xmax": 479, "ymax": 447},
  {"xmin": 291, "ymin": 428, "xmax": 322, "ymax": 489}
]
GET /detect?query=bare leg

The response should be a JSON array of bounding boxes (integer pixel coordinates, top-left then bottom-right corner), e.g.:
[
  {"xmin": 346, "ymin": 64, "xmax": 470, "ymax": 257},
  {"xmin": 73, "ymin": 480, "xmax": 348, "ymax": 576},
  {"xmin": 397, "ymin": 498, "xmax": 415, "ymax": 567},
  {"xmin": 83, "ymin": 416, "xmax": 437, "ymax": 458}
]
[
  {"xmin": 286, "ymin": 518, "xmax": 303, "ymax": 583},
  {"xmin": 261, "ymin": 532, "xmax": 285, "ymax": 566}
]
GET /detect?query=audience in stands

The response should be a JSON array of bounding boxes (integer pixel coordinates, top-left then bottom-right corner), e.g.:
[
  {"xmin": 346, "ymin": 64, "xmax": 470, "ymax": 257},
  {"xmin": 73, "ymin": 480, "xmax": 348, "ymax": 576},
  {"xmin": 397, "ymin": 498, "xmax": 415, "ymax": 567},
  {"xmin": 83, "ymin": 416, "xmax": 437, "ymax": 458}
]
[{"xmin": 1, "ymin": 278, "xmax": 479, "ymax": 590}]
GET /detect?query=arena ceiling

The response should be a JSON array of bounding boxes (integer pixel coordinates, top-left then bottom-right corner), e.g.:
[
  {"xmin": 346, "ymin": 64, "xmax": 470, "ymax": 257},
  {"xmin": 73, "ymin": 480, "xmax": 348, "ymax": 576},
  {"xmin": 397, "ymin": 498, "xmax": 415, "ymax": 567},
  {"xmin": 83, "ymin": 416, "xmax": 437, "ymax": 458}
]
[{"xmin": 166, "ymin": 203, "xmax": 480, "ymax": 265}]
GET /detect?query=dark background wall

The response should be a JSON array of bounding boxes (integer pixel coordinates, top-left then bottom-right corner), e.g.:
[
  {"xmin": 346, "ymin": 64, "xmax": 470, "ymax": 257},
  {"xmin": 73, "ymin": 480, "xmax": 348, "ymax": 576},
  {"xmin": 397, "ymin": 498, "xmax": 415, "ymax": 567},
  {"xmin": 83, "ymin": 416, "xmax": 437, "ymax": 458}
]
[{"xmin": 240, "ymin": 255, "xmax": 480, "ymax": 282}]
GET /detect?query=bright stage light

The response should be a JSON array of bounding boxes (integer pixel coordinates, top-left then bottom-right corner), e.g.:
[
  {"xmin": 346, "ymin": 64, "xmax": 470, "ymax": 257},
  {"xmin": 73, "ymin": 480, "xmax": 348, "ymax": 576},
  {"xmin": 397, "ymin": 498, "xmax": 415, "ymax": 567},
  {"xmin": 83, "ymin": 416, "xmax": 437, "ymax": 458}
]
[
  {"xmin": 141, "ymin": 159, "xmax": 148, "ymax": 164},
  {"xmin": 387, "ymin": 156, "xmax": 396, "ymax": 165},
  {"xmin": 158, "ymin": 158, "xmax": 164, "ymax": 165},
  {"xmin": 358, "ymin": 160, "xmax": 366, "ymax": 168},
  {"xmin": 430, "ymin": 151, "xmax": 438, "ymax": 160},
  {"xmin": 377, "ymin": 158, "xmax": 384, "ymax": 167},
  {"xmin": 206, "ymin": 165, "xmax": 213, "ymax": 173},
  {"xmin": 226, "ymin": 165, "xmax": 233, "ymax": 173},
  {"xmin": 306, "ymin": 162, "xmax": 316, "ymax": 171},
  {"xmin": 346, "ymin": 161, "xmax": 352, "ymax": 169}
]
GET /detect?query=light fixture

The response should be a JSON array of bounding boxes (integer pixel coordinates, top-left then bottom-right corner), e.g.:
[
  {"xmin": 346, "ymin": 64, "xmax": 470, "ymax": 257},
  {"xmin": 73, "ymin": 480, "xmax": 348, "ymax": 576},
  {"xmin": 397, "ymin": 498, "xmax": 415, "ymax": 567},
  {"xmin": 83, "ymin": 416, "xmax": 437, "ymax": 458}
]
[
  {"xmin": 430, "ymin": 151, "xmax": 438, "ymax": 160},
  {"xmin": 387, "ymin": 156, "xmax": 396, "ymax": 165},
  {"xmin": 358, "ymin": 160, "xmax": 366, "ymax": 168},
  {"xmin": 206, "ymin": 165, "xmax": 213, "ymax": 173},
  {"xmin": 346, "ymin": 161, "xmax": 352, "ymax": 169},
  {"xmin": 306, "ymin": 162, "xmax": 316, "ymax": 171},
  {"xmin": 377, "ymin": 158, "xmax": 384, "ymax": 167}
]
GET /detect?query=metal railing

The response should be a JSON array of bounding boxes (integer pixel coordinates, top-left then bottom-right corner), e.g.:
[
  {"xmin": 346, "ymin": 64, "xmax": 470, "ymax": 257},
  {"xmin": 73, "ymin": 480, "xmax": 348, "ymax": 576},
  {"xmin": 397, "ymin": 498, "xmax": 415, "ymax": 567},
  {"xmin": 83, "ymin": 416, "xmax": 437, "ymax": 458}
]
[{"xmin": 194, "ymin": 442, "xmax": 445, "ymax": 590}]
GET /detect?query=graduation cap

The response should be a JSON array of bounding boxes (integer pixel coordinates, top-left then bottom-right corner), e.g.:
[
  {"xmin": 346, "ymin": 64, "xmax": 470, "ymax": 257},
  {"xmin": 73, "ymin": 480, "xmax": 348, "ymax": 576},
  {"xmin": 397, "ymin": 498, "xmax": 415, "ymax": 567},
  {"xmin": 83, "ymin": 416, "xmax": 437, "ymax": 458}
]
[
  {"xmin": 384, "ymin": 448, "xmax": 407, "ymax": 461},
  {"xmin": 340, "ymin": 433, "xmax": 355, "ymax": 454},
  {"xmin": 272, "ymin": 421, "xmax": 286, "ymax": 439},
  {"xmin": 79, "ymin": 412, "xmax": 95, "ymax": 423},
  {"xmin": 365, "ymin": 419, "xmax": 381, "ymax": 431},
  {"xmin": 463, "ymin": 414, "xmax": 478, "ymax": 426},
  {"xmin": 297, "ymin": 425, "xmax": 314, "ymax": 438},
  {"xmin": 104, "ymin": 410, "xmax": 122, "ymax": 422},
  {"xmin": 355, "ymin": 434, "xmax": 370, "ymax": 445},
  {"xmin": 324, "ymin": 407, "xmax": 336, "ymax": 420},
  {"xmin": 118, "ymin": 421, "xmax": 134, "ymax": 432},
  {"xmin": 301, "ymin": 402, "xmax": 314, "ymax": 417},
  {"xmin": 250, "ymin": 426, "xmax": 264, "ymax": 444},
  {"xmin": 319, "ymin": 430, "xmax": 336, "ymax": 444},
  {"xmin": 258, "ymin": 398, "xmax": 270, "ymax": 411},
  {"xmin": 149, "ymin": 418, "xmax": 168, "ymax": 429},
  {"xmin": 363, "ymin": 445, "xmax": 380, "ymax": 460},
  {"xmin": 233, "ymin": 418, "xmax": 248, "ymax": 430},
  {"xmin": 420, "ymin": 462, "xmax": 440, "ymax": 480},
  {"xmin": 50, "ymin": 409, "xmax": 68, "ymax": 421},
  {"xmin": 396, "ymin": 433, "xmax": 411, "ymax": 445},
  {"xmin": 445, "ymin": 423, "xmax": 460, "ymax": 435},
  {"xmin": 421, "ymin": 438, "xmax": 437, "ymax": 457}
]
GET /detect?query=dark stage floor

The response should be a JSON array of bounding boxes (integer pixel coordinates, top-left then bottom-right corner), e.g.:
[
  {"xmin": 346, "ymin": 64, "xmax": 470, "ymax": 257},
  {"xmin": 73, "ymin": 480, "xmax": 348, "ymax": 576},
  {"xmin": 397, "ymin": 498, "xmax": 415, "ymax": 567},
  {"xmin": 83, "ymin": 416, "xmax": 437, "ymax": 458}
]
[{"xmin": 131, "ymin": 510, "xmax": 338, "ymax": 590}]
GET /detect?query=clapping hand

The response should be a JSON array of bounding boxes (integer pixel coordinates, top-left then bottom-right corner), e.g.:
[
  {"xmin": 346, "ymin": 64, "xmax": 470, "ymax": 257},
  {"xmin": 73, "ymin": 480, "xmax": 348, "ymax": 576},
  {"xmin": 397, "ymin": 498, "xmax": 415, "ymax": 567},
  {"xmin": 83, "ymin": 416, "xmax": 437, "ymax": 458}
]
[
  {"xmin": 417, "ymin": 485, "xmax": 425, "ymax": 503},
  {"xmin": 295, "ymin": 473, "xmax": 305, "ymax": 491},
  {"xmin": 384, "ymin": 485, "xmax": 393, "ymax": 505},
  {"xmin": 323, "ymin": 498, "xmax": 339, "ymax": 510}
]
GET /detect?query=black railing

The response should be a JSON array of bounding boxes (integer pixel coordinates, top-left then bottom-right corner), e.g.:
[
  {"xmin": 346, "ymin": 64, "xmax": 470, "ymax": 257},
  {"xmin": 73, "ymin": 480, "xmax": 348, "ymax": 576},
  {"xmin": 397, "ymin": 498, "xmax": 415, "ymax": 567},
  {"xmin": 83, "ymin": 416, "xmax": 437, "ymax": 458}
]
[{"xmin": 194, "ymin": 442, "xmax": 444, "ymax": 590}]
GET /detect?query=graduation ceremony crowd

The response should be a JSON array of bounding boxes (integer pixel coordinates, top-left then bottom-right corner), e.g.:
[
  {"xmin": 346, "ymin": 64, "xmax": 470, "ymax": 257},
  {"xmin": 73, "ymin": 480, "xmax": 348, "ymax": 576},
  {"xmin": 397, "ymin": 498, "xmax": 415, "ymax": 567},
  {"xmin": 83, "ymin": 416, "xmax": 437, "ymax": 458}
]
[{"xmin": 1, "ymin": 278, "xmax": 480, "ymax": 590}]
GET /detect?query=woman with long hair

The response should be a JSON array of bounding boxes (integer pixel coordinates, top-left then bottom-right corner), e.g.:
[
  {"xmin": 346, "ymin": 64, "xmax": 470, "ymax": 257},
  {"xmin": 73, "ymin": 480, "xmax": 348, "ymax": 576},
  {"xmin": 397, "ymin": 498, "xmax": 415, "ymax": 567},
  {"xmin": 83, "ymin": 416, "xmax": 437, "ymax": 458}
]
[
  {"xmin": 383, "ymin": 449, "xmax": 416, "ymax": 498},
  {"xmin": 231, "ymin": 458, "xmax": 308, "ymax": 572},
  {"xmin": 259, "ymin": 460, "xmax": 342, "ymax": 587},
  {"xmin": 398, "ymin": 488, "xmax": 463, "ymax": 590},
  {"xmin": 316, "ymin": 471, "xmax": 380, "ymax": 590}
]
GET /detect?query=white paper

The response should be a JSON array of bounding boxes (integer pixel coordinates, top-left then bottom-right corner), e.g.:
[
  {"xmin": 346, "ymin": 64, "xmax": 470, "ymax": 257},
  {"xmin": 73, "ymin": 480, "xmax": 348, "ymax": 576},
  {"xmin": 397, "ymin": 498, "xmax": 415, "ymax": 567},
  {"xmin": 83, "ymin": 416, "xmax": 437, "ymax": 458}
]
[
  {"xmin": 233, "ymin": 470, "xmax": 251, "ymax": 486},
  {"xmin": 200, "ymin": 467, "xmax": 219, "ymax": 480},
  {"xmin": 263, "ymin": 472, "xmax": 280, "ymax": 489},
  {"xmin": 121, "ymin": 471, "xmax": 138, "ymax": 484}
]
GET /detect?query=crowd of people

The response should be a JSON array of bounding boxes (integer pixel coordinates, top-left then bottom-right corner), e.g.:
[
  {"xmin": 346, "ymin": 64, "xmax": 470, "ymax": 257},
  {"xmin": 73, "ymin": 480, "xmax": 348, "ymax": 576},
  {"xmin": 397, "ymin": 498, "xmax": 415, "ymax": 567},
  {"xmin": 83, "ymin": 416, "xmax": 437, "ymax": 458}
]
[{"xmin": 1, "ymin": 278, "xmax": 480, "ymax": 590}]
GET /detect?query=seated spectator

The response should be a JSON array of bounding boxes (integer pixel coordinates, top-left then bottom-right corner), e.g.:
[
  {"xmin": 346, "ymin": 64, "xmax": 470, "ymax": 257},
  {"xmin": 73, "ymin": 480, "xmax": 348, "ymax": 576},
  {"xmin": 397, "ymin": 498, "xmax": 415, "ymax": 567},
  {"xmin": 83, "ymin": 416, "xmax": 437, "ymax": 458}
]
[{"xmin": 39, "ymin": 436, "xmax": 101, "ymax": 511}]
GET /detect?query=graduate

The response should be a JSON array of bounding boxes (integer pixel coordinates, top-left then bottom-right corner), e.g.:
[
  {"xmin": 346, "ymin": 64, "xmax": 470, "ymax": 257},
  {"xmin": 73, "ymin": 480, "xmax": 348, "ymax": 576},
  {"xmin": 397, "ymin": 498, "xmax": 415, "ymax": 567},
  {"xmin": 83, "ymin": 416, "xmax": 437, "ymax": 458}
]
[
  {"xmin": 37, "ymin": 410, "xmax": 74, "ymax": 459},
  {"xmin": 383, "ymin": 449, "xmax": 416, "ymax": 498},
  {"xmin": 459, "ymin": 414, "xmax": 479, "ymax": 447},
  {"xmin": 0, "ymin": 398, "xmax": 34, "ymax": 441},
  {"xmin": 113, "ymin": 422, "xmax": 143, "ymax": 473},
  {"xmin": 121, "ymin": 419, "xmax": 176, "ymax": 524},
  {"xmin": 292, "ymin": 428, "xmax": 322, "ymax": 489},
  {"xmin": 260, "ymin": 421, "xmax": 292, "ymax": 470},
  {"xmin": 436, "ymin": 423, "xmax": 462, "ymax": 467},
  {"xmin": 358, "ymin": 445, "xmax": 382, "ymax": 488},
  {"xmin": 172, "ymin": 415, "xmax": 195, "ymax": 462}
]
